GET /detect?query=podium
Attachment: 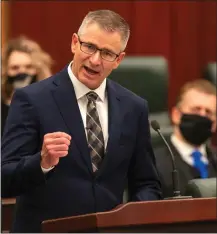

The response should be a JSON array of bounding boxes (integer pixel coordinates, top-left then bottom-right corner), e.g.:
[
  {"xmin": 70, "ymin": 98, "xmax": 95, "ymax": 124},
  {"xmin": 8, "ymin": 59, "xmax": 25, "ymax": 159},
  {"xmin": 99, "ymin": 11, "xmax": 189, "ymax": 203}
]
[{"xmin": 42, "ymin": 198, "xmax": 217, "ymax": 233}]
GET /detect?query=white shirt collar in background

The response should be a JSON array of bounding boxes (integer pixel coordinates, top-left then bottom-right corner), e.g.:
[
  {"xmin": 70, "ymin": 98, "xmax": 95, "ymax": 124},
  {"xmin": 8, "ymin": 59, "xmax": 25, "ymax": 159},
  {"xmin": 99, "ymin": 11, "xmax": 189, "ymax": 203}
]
[{"xmin": 171, "ymin": 134, "xmax": 208, "ymax": 166}]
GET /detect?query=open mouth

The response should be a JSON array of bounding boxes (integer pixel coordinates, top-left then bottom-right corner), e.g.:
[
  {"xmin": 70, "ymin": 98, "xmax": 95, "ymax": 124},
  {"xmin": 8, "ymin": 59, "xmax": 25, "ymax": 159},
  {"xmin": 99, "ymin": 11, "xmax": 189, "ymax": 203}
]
[{"xmin": 84, "ymin": 65, "xmax": 100, "ymax": 76}]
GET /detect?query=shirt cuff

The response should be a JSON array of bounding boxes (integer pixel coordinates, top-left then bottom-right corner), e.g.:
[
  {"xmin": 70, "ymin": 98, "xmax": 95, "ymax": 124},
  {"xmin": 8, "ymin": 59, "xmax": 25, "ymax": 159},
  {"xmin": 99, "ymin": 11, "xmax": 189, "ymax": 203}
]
[{"xmin": 41, "ymin": 166, "xmax": 54, "ymax": 174}]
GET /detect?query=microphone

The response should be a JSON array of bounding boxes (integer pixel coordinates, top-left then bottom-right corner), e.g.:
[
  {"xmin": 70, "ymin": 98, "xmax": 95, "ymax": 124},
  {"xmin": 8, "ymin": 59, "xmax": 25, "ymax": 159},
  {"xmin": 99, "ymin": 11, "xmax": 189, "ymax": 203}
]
[{"xmin": 151, "ymin": 120, "xmax": 192, "ymax": 199}]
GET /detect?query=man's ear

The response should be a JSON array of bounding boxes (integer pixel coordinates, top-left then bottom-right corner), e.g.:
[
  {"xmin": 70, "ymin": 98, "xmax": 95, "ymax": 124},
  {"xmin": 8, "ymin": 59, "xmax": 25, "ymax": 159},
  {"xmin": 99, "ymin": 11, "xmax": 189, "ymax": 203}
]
[
  {"xmin": 71, "ymin": 33, "xmax": 79, "ymax": 54},
  {"xmin": 113, "ymin": 52, "xmax": 125, "ymax": 69},
  {"xmin": 171, "ymin": 106, "xmax": 182, "ymax": 125}
]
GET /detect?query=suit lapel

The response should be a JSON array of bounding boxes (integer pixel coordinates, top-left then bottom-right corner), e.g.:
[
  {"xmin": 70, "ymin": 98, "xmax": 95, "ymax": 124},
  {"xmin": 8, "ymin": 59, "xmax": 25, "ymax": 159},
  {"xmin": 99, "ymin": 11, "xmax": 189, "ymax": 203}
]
[
  {"xmin": 206, "ymin": 145, "xmax": 217, "ymax": 175},
  {"xmin": 169, "ymin": 140, "xmax": 199, "ymax": 180},
  {"xmin": 51, "ymin": 70, "xmax": 92, "ymax": 173},
  {"xmin": 96, "ymin": 80, "xmax": 122, "ymax": 177}
]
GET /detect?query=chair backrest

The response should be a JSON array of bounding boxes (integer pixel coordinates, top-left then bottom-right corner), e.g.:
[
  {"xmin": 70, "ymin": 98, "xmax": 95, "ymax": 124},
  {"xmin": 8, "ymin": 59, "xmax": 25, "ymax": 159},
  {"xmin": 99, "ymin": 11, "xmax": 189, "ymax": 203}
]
[
  {"xmin": 185, "ymin": 178, "xmax": 217, "ymax": 198},
  {"xmin": 203, "ymin": 62, "xmax": 217, "ymax": 85},
  {"xmin": 109, "ymin": 56, "xmax": 169, "ymax": 113}
]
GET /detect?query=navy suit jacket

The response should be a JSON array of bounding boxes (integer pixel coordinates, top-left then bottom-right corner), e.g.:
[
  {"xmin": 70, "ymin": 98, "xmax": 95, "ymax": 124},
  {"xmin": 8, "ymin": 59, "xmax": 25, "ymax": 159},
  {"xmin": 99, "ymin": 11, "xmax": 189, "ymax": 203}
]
[{"xmin": 1, "ymin": 66, "xmax": 161, "ymax": 232}]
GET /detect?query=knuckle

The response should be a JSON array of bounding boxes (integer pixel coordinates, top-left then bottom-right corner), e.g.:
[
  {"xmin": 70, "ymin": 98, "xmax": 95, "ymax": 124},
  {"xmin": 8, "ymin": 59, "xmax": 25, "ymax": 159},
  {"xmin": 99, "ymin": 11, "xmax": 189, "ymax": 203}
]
[
  {"xmin": 44, "ymin": 134, "xmax": 48, "ymax": 139},
  {"xmin": 63, "ymin": 151, "xmax": 68, "ymax": 156},
  {"xmin": 44, "ymin": 139, "xmax": 50, "ymax": 145},
  {"xmin": 64, "ymin": 146, "xmax": 68, "ymax": 151}
]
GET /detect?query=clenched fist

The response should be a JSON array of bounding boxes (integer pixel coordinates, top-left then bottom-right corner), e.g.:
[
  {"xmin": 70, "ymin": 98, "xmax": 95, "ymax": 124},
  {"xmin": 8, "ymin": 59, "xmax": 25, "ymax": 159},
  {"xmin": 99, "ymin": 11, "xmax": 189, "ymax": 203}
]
[{"xmin": 41, "ymin": 132, "xmax": 71, "ymax": 169}]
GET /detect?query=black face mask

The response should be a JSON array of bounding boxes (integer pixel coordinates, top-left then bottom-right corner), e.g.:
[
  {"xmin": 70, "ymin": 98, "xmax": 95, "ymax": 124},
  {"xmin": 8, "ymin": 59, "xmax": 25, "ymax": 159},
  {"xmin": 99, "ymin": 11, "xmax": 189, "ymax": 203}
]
[
  {"xmin": 7, "ymin": 73, "xmax": 37, "ymax": 89},
  {"xmin": 179, "ymin": 113, "xmax": 213, "ymax": 146}
]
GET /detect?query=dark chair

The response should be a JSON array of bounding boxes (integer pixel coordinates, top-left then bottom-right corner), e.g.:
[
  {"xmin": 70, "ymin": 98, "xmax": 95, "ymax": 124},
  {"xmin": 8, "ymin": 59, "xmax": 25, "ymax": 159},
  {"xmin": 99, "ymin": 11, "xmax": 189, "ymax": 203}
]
[
  {"xmin": 109, "ymin": 56, "xmax": 168, "ymax": 113},
  {"xmin": 203, "ymin": 62, "xmax": 216, "ymax": 85},
  {"xmin": 185, "ymin": 178, "xmax": 217, "ymax": 198}
]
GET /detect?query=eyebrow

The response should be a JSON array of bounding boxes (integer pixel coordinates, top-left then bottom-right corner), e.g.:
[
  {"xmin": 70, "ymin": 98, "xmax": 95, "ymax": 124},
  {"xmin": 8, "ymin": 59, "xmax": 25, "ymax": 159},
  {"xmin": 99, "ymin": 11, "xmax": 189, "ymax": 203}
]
[{"xmin": 191, "ymin": 106, "xmax": 215, "ymax": 115}]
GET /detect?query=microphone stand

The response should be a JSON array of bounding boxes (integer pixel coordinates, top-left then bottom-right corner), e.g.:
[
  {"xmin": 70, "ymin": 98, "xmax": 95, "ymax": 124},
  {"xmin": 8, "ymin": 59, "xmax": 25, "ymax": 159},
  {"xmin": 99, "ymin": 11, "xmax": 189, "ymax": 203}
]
[{"xmin": 155, "ymin": 128, "xmax": 192, "ymax": 200}]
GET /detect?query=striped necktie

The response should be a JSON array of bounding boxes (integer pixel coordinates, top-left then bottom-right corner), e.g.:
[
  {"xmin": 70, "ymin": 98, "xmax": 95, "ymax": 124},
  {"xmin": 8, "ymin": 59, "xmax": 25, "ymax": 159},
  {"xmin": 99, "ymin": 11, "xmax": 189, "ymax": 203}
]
[{"xmin": 86, "ymin": 91, "xmax": 104, "ymax": 172}]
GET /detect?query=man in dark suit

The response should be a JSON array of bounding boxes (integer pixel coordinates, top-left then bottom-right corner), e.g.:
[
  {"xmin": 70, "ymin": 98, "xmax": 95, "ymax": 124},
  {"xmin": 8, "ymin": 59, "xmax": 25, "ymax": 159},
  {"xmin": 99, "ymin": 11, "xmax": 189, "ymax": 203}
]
[
  {"xmin": 1, "ymin": 10, "xmax": 161, "ymax": 232},
  {"xmin": 154, "ymin": 79, "xmax": 217, "ymax": 198}
]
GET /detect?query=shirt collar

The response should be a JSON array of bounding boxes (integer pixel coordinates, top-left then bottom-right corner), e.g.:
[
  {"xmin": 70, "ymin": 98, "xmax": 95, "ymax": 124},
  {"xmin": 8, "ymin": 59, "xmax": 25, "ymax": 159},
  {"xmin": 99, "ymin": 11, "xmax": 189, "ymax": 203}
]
[
  {"xmin": 67, "ymin": 61, "xmax": 106, "ymax": 102},
  {"xmin": 171, "ymin": 134, "xmax": 207, "ymax": 157}
]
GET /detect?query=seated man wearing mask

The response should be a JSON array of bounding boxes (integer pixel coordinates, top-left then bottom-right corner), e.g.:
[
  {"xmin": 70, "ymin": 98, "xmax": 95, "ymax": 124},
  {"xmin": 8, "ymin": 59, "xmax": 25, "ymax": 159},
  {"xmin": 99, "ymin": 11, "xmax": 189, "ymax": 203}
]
[
  {"xmin": 1, "ymin": 36, "xmax": 54, "ymax": 135},
  {"xmin": 155, "ymin": 79, "xmax": 217, "ymax": 198}
]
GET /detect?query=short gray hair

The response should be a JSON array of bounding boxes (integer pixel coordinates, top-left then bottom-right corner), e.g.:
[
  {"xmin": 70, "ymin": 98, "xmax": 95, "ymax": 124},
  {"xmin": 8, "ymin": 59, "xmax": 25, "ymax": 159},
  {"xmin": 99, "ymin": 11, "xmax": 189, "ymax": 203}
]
[{"xmin": 78, "ymin": 10, "xmax": 130, "ymax": 51}]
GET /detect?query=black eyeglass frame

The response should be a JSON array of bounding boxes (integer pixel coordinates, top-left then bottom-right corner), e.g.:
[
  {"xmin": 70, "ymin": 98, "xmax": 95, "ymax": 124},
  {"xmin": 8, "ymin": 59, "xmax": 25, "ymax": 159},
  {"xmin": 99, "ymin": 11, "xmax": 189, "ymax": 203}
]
[{"xmin": 77, "ymin": 36, "xmax": 121, "ymax": 62}]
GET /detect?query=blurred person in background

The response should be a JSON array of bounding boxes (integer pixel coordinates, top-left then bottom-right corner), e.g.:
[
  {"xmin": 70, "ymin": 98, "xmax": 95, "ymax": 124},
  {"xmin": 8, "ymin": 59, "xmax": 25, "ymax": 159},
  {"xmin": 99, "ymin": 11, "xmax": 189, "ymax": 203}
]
[
  {"xmin": 1, "ymin": 36, "xmax": 54, "ymax": 135},
  {"xmin": 155, "ymin": 79, "xmax": 217, "ymax": 198}
]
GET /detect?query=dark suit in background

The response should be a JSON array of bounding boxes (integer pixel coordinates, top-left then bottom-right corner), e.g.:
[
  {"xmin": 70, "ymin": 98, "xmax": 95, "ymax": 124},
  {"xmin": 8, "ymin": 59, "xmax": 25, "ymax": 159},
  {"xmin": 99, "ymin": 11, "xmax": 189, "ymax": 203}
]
[
  {"xmin": 1, "ymin": 67, "xmax": 161, "ymax": 232},
  {"xmin": 155, "ymin": 137, "xmax": 217, "ymax": 198},
  {"xmin": 1, "ymin": 101, "xmax": 9, "ymax": 136}
]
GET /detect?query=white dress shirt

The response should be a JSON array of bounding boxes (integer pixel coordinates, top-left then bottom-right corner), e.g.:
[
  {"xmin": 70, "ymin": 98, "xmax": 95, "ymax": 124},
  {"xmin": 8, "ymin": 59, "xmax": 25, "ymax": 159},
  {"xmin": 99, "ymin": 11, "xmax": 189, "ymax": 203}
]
[
  {"xmin": 171, "ymin": 134, "xmax": 208, "ymax": 166},
  {"xmin": 41, "ymin": 62, "xmax": 108, "ymax": 173},
  {"xmin": 67, "ymin": 61, "xmax": 108, "ymax": 148}
]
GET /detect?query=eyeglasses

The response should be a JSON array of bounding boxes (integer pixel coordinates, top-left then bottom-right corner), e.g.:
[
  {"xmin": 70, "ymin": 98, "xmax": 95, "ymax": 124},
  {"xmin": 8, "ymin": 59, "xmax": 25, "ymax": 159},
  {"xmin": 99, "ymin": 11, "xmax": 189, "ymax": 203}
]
[{"xmin": 77, "ymin": 36, "xmax": 120, "ymax": 62}]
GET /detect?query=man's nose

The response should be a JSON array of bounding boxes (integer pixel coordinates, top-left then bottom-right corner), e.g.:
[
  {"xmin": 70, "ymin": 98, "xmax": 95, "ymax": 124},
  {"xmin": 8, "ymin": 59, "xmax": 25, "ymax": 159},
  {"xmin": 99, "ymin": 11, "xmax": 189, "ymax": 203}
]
[
  {"xmin": 89, "ymin": 50, "xmax": 101, "ymax": 65},
  {"xmin": 18, "ymin": 66, "xmax": 28, "ymax": 74}
]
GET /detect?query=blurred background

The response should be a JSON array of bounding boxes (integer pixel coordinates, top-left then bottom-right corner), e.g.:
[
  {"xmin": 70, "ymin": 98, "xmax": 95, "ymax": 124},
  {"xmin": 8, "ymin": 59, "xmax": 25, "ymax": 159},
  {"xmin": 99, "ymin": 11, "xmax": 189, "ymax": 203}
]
[
  {"xmin": 2, "ymin": 0, "xmax": 216, "ymax": 109},
  {"xmin": 1, "ymin": 2, "xmax": 217, "ymax": 231}
]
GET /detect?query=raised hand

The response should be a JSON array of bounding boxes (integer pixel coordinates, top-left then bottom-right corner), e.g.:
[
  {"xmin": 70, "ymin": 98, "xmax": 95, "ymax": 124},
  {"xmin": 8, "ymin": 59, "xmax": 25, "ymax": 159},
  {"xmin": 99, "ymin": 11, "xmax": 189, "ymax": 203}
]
[{"xmin": 41, "ymin": 132, "xmax": 71, "ymax": 169}]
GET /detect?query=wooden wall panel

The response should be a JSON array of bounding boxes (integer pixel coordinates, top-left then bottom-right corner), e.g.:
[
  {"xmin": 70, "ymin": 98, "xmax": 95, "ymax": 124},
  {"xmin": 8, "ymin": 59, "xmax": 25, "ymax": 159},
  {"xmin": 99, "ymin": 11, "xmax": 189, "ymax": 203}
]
[
  {"xmin": 5, "ymin": 1, "xmax": 217, "ymax": 109},
  {"xmin": 1, "ymin": 1, "xmax": 10, "ymax": 48}
]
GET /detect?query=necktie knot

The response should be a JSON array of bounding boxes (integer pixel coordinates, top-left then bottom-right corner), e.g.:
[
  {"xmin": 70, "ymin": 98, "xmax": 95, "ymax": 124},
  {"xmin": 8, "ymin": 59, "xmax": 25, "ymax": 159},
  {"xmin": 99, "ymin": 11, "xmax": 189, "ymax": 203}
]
[
  {"xmin": 191, "ymin": 150, "xmax": 202, "ymax": 161},
  {"xmin": 86, "ymin": 91, "xmax": 98, "ymax": 102}
]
